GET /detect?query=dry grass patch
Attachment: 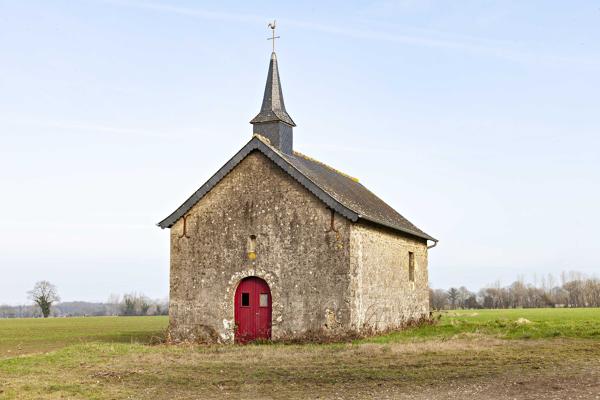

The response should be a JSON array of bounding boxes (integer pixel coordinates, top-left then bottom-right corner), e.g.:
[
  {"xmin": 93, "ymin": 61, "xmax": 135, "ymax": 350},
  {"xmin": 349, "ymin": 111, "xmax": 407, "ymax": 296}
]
[
  {"xmin": 12, "ymin": 338, "xmax": 587, "ymax": 399},
  {"xmin": 1, "ymin": 310, "xmax": 600, "ymax": 399},
  {"xmin": 1, "ymin": 338, "xmax": 599, "ymax": 399}
]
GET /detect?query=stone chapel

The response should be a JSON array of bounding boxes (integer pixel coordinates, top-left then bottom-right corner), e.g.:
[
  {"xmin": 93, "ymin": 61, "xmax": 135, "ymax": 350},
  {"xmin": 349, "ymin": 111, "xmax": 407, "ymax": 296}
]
[{"xmin": 158, "ymin": 48, "xmax": 437, "ymax": 343}]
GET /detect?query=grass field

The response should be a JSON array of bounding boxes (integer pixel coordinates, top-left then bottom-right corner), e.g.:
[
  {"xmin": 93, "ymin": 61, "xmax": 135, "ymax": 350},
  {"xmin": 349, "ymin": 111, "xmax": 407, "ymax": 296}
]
[
  {"xmin": 0, "ymin": 316, "xmax": 167, "ymax": 358},
  {"xmin": 369, "ymin": 307, "xmax": 600, "ymax": 342},
  {"xmin": 1, "ymin": 309, "xmax": 599, "ymax": 399}
]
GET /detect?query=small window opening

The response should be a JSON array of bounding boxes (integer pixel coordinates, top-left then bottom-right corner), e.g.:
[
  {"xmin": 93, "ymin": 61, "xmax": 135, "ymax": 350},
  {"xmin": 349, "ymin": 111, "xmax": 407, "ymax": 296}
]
[
  {"xmin": 408, "ymin": 252, "xmax": 415, "ymax": 282},
  {"xmin": 259, "ymin": 293, "xmax": 269, "ymax": 307},
  {"xmin": 247, "ymin": 235, "xmax": 257, "ymax": 260},
  {"xmin": 241, "ymin": 292, "xmax": 250, "ymax": 307}
]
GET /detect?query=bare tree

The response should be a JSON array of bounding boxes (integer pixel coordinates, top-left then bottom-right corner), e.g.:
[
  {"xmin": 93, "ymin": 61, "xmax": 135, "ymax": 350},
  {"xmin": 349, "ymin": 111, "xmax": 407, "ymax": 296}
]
[
  {"xmin": 140, "ymin": 299, "xmax": 151, "ymax": 315},
  {"xmin": 28, "ymin": 281, "xmax": 60, "ymax": 318},
  {"xmin": 430, "ymin": 288, "xmax": 449, "ymax": 310},
  {"xmin": 106, "ymin": 293, "xmax": 121, "ymax": 316},
  {"xmin": 121, "ymin": 294, "xmax": 137, "ymax": 316},
  {"xmin": 447, "ymin": 288, "xmax": 459, "ymax": 309},
  {"xmin": 457, "ymin": 286, "xmax": 473, "ymax": 308},
  {"xmin": 119, "ymin": 293, "xmax": 159, "ymax": 316}
]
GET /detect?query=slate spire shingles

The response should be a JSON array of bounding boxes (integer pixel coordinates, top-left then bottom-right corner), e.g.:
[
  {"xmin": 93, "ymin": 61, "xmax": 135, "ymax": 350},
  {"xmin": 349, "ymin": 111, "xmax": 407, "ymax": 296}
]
[{"xmin": 250, "ymin": 52, "xmax": 295, "ymax": 126}]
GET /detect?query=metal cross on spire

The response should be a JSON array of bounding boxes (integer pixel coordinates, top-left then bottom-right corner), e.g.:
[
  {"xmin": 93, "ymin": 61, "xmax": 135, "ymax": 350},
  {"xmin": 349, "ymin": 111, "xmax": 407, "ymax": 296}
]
[{"xmin": 267, "ymin": 20, "xmax": 280, "ymax": 52}]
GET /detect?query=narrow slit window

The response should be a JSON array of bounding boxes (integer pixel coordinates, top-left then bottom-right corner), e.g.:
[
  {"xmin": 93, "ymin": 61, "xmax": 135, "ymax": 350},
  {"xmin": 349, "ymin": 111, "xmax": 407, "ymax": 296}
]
[
  {"xmin": 247, "ymin": 235, "xmax": 257, "ymax": 260},
  {"xmin": 259, "ymin": 293, "xmax": 269, "ymax": 307},
  {"xmin": 241, "ymin": 292, "xmax": 250, "ymax": 307},
  {"xmin": 408, "ymin": 252, "xmax": 415, "ymax": 282}
]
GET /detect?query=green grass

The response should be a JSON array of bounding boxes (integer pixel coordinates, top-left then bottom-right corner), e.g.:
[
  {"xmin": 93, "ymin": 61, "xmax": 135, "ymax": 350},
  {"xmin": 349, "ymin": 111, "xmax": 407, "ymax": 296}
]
[
  {"xmin": 0, "ymin": 316, "xmax": 168, "ymax": 358},
  {"xmin": 368, "ymin": 308, "xmax": 600, "ymax": 343},
  {"xmin": 1, "ymin": 309, "xmax": 598, "ymax": 358},
  {"xmin": 0, "ymin": 309, "xmax": 599, "ymax": 399}
]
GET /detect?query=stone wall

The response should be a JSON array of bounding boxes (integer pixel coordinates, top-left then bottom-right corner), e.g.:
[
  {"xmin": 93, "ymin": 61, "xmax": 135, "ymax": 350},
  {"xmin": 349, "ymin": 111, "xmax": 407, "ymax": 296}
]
[
  {"xmin": 168, "ymin": 151, "xmax": 352, "ymax": 343},
  {"xmin": 348, "ymin": 222, "xmax": 429, "ymax": 332}
]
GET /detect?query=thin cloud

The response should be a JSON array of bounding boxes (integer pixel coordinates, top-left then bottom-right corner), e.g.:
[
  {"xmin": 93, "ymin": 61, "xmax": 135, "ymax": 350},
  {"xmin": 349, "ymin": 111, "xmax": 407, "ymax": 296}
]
[
  {"xmin": 98, "ymin": 0, "xmax": 598, "ymax": 68},
  {"xmin": 99, "ymin": 0, "xmax": 265, "ymax": 24}
]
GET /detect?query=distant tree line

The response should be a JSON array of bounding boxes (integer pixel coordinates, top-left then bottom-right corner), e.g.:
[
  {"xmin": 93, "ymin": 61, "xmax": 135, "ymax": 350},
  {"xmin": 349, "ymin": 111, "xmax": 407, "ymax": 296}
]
[
  {"xmin": 0, "ymin": 283, "xmax": 168, "ymax": 318},
  {"xmin": 112, "ymin": 293, "xmax": 168, "ymax": 317},
  {"xmin": 430, "ymin": 271, "xmax": 600, "ymax": 310}
]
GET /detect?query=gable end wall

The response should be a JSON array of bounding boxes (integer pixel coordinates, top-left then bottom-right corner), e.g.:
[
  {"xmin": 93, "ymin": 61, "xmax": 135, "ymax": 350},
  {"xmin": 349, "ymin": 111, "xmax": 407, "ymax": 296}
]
[{"xmin": 168, "ymin": 151, "xmax": 352, "ymax": 342}]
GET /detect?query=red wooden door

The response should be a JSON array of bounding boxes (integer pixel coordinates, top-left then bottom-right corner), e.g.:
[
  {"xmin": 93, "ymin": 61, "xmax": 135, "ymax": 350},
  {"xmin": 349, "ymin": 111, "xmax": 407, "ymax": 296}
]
[{"xmin": 234, "ymin": 277, "xmax": 272, "ymax": 343}]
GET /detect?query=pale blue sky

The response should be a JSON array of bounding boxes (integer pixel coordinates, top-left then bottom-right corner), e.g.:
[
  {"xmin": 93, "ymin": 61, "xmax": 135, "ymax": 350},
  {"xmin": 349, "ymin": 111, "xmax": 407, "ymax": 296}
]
[{"xmin": 1, "ymin": 1, "xmax": 599, "ymax": 304}]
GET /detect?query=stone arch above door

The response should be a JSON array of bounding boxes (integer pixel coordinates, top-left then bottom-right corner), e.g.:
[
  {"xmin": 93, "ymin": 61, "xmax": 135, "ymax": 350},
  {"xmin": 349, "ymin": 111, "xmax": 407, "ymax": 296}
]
[{"xmin": 221, "ymin": 269, "xmax": 282, "ymax": 342}]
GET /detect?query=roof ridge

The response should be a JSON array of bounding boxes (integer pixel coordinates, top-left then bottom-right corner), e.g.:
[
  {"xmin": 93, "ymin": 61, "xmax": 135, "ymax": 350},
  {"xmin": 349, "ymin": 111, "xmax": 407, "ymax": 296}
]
[
  {"xmin": 292, "ymin": 151, "xmax": 359, "ymax": 182},
  {"xmin": 253, "ymin": 133, "xmax": 272, "ymax": 146},
  {"xmin": 158, "ymin": 136, "xmax": 435, "ymax": 241}
]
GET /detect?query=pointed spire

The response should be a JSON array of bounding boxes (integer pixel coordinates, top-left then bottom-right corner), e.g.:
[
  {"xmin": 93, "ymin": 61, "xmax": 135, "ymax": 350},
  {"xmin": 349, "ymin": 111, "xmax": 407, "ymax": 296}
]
[
  {"xmin": 250, "ymin": 52, "xmax": 296, "ymax": 127},
  {"xmin": 250, "ymin": 51, "xmax": 296, "ymax": 154}
]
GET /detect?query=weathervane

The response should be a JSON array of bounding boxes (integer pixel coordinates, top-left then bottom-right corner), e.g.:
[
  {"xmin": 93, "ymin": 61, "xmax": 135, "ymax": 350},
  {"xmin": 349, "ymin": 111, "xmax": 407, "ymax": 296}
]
[{"xmin": 267, "ymin": 20, "xmax": 280, "ymax": 52}]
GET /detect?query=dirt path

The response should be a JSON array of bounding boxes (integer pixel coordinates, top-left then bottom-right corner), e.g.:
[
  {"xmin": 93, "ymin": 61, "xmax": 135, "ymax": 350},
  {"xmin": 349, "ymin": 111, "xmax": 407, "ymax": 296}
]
[{"xmin": 359, "ymin": 366, "xmax": 600, "ymax": 400}]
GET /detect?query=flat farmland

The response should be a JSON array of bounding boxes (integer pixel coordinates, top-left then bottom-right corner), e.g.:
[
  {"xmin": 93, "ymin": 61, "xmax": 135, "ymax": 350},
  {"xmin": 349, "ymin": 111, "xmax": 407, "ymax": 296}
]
[
  {"xmin": 0, "ymin": 309, "xmax": 599, "ymax": 399},
  {"xmin": 0, "ymin": 316, "xmax": 167, "ymax": 358}
]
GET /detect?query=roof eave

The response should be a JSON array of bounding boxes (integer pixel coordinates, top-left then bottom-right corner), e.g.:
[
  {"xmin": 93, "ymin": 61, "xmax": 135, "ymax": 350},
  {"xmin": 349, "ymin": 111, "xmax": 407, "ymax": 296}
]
[
  {"xmin": 357, "ymin": 215, "xmax": 437, "ymax": 242},
  {"xmin": 249, "ymin": 113, "xmax": 296, "ymax": 127}
]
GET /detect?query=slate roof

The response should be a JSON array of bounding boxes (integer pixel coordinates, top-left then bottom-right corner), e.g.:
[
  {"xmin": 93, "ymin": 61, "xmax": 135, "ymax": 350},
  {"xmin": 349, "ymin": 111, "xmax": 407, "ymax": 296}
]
[{"xmin": 157, "ymin": 136, "xmax": 436, "ymax": 242}]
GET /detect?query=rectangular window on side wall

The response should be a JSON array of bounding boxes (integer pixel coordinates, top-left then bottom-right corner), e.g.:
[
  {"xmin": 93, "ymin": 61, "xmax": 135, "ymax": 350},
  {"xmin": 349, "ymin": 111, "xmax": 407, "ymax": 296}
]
[{"xmin": 408, "ymin": 252, "xmax": 415, "ymax": 282}]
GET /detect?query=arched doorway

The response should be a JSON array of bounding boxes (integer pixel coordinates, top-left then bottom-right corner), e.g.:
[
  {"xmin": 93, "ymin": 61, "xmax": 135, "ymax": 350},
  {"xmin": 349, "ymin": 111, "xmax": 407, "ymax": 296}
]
[{"xmin": 234, "ymin": 276, "xmax": 272, "ymax": 343}]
